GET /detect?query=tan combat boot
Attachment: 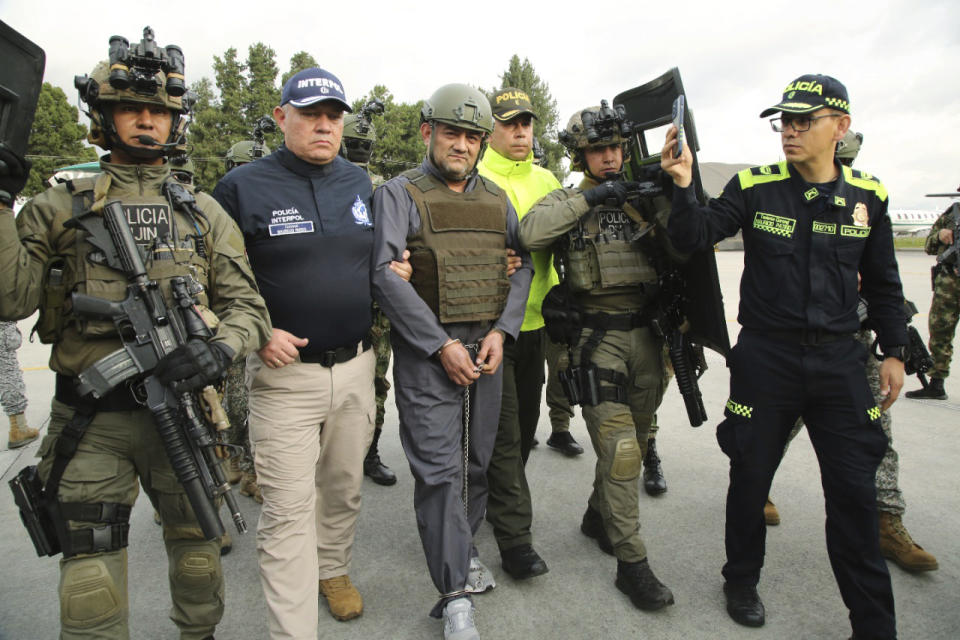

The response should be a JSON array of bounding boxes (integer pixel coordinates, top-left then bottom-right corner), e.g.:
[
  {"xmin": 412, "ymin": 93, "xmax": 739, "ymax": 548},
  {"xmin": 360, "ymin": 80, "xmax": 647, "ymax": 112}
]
[
  {"xmin": 319, "ymin": 574, "xmax": 363, "ymax": 621},
  {"xmin": 8, "ymin": 413, "xmax": 39, "ymax": 449},
  {"xmin": 879, "ymin": 512, "xmax": 938, "ymax": 572},
  {"xmin": 764, "ymin": 498, "xmax": 780, "ymax": 526},
  {"xmin": 240, "ymin": 471, "xmax": 263, "ymax": 504}
]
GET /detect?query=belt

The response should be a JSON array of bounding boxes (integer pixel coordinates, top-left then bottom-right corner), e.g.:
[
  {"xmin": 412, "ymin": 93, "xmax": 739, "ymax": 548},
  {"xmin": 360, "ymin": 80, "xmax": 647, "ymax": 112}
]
[
  {"xmin": 756, "ymin": 328, "xmax": 853, "ymax": 346},
  {"xmin": 299, "ymin": 337, "xmax": 371, "ymax": 367},
  {"xmin": 581, "ymin": 310, "xmax": 651, "ymax": 332},
  {"xmin": 55, "ymin": 374, "xmax": 143, "ymax": 412}
]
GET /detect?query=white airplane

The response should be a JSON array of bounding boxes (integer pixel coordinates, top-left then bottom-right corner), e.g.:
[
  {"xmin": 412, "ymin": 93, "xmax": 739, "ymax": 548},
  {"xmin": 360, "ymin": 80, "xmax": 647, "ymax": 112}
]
[{"xmin": 888, "ymin": 209, "xmax": 941, "ymax": 236}]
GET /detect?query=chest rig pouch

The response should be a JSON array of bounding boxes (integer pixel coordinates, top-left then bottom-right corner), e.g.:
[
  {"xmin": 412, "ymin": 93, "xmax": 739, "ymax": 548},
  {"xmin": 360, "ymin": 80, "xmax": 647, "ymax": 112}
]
[
  {"xmin": 52, "ymin": 177, "xmax": 214, "ymax": 341},
  {"xmin": 403, "ymin": 169, "xmax": 510, "ymax": 323},
  {"xmin": 561, "ymin": 201, "xmax": 658, "ymax": 294}
]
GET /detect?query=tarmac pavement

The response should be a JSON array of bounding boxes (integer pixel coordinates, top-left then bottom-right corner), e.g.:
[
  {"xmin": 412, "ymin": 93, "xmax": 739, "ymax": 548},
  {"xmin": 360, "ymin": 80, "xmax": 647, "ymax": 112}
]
[{"xmin": 1, "ymin": 250, "xmax": 958, "ymax": 639}]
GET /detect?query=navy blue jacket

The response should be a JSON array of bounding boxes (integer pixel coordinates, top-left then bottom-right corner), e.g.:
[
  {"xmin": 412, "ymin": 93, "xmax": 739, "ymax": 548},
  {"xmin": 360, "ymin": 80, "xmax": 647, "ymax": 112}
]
[
  {"xmin": 667, "ymin": 161, "xmax": 908, "ymax": 349},
  {"xmin": 213, "ymin": 146, "xmax": 374, "ymax": 354}
]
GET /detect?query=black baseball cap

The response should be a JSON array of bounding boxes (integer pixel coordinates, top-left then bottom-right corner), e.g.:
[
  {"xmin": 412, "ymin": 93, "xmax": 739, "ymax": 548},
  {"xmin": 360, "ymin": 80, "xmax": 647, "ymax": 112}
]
[
  {"xmin": 281, "ymin": 67, "xmax": 351, "ymax": 112},
  {"xmin": 759, "ymin": 74, "xmax": 850, "ymax": 118},
  {"xmin": 492, "ymin": 87, "xmax": 537, "ymax": 122}
]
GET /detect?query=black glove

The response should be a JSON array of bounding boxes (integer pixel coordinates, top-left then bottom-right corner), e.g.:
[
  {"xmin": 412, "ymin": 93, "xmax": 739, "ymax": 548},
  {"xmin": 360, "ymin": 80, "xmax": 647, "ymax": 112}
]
[
  {"xmin": 0, "ymin": 143, "xmax": 31, "ymax": 207},
  {"xmin": 583, "ymin": 180, "xmax": 632, "ymax": 207},
  {"xmin": 154, "ymin": 339, "xmax": 233, "ymax": 393}
]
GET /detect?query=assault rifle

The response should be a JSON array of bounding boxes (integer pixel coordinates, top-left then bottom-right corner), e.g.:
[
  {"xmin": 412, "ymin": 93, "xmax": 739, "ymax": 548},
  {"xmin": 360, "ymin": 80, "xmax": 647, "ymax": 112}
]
[
  {"xmin": 860, "ymin": 298, "xmax": 934, "ymax": 389},
  {"xmin": 66, "ymin": 200, "xmax": 245, "ymax": 540}
]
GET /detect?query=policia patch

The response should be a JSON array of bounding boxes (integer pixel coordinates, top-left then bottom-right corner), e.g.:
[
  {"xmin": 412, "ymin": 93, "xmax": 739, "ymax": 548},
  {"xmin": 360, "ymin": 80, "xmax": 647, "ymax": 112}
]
[{"xmin": 122, "ymin": 203, "xmax": 173, "ymax": 246}]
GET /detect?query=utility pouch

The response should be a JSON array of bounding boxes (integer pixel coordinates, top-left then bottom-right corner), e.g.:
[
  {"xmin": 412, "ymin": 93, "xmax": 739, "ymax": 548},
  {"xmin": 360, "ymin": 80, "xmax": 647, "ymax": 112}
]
[
  {"xmin": 541, "ymin": 284, "xmax": 581, "ymax": 346},
  {"xmin": 8, "ymin": 465, "xmax": 61, "ymax": 557},
  {"xmin": 31, "ymin": 256, "xmax": 67, "ymax": 344},
  {"xmin": 579, "ymin": 362, "xmax": 601, "ymax": 406}
]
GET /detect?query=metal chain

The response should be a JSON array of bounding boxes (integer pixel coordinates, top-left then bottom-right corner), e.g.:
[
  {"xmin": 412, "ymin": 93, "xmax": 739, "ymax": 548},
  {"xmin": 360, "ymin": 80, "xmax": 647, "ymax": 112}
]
[{"xmin": 461, "ymin": 342, "xmax": 480, "ymax": 517}]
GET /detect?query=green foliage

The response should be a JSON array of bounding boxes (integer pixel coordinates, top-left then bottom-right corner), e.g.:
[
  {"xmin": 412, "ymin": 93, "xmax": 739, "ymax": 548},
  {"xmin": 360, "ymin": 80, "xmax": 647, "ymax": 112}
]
[
  {"xmin": 281, "ymin": 51, "xmax": 319, "ymax": 86},
  {"xmin": 23, "ymin": 83, "xmax": 97, "ymax": 198},
  {"xmin": 490, "ymin": 55, "xmax": 567, "ymax": 182},
  {"xmin": 353, "ymin": 85, "xmax": 424, "ymax": 180},
  {"xmin": 187, "ymin": 43, "xmax": 285, "ymax": 191}
]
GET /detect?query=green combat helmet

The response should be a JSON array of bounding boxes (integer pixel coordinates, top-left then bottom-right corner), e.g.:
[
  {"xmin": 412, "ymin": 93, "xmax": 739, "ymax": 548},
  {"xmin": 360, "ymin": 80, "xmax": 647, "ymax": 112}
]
[
  {"xmin": 836, "ymin": 130, "xmax": 863, "ymax": 167},
  {"xmin": 341, "ymin": 98, "xmax": 383, "ymax": 166},
  {"xmin": 224, "ymin": 139, "xmax": 272, "ymax": 172},
  {"xmin": 73, "ymin": 26, "xmax": 189, "ymax": 159},
  {"xmin": 559, "ymin": 101, "xmax": 631, "ymax": 173},
  {"xmin": 421, "ymin": 84, "xmax": 494, "ymax": 135}
]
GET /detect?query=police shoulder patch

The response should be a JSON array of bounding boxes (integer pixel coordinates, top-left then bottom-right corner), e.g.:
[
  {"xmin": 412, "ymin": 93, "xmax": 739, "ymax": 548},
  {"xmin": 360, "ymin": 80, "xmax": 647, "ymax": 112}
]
[
  {"xmin": 843, "ymin": 166, "xmax": 888, "ymax": 202},
  {"xmin": 740, "ymin": 162, "xmax": 789, "ymax": 190}
]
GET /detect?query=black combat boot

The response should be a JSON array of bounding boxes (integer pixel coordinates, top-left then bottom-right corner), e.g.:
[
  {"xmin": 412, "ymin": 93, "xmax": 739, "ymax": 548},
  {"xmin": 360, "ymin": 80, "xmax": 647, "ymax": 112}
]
[
  {"xmin": 364, "ymin": 427, "xmax": 397, "ymax": 486},
  {"xmin": 580, "ymin": 505, "xmax": 614, "ymax": 556},
  {"xmin": 615, "ymin": 559, "xmax": 675, "ymax": 611},
  {"xmin": 905, "ymin": 377, "xmax": 947, "ymax": 400},
  {"xmin": 642, "ymin": 439, "xmax": 667, "ymax": 496}
]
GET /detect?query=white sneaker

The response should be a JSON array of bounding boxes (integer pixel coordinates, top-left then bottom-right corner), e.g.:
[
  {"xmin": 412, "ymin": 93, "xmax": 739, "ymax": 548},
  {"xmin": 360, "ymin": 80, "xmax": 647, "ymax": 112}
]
[
  {"xmin": 465, "ymin": 556, "xmax": 496, "ymax": 593},
  {"xmin": 442, "ymin": 597, "xmax": 480, "ymax": 640}
]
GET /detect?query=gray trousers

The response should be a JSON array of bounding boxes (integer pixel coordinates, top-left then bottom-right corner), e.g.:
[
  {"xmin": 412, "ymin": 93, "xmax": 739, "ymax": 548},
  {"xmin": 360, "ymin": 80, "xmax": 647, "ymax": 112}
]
[{"xmin": 392, "ymin": 325, "xmax": 502, "ymax": 617}]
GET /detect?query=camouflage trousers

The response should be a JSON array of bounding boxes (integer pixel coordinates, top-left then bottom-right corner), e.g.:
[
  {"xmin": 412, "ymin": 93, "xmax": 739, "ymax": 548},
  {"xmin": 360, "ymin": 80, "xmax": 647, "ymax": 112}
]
[
  {"xmin": 370, "ymin": 306, "xmax": 392, "ymax": 429},
  {"xmin": 0, "ymin": 320, "xmax": 28, "ymax": 416},
  {"xmin": 223, "ymin": 360, "xmax": 254, "ymax": 474},
  {"xmin": 927, "ymin": 270, "xmax": 960, "ymax": 379},
  {"xmin": 785, "ymin": 329, "xmax": 904, "ymax": 515}
]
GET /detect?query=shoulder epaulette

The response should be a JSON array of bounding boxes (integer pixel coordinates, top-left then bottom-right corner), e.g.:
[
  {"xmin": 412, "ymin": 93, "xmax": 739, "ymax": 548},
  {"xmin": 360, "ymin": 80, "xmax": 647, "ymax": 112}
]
[
  {"xmin": 738, "ymin": 162, "xmax": 789, "ymax": 190},
  {"xmin": 843, "ymin": 166, "xmax": 888, "ymax": 202}
]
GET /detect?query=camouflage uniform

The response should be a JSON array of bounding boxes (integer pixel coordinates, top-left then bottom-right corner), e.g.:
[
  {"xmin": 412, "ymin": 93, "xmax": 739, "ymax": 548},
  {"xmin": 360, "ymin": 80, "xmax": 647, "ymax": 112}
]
[
  {"xmin": 0, "ymin": 320, "xmax": 28, "ymax": 416},
  {"xmin": 924, "ymin": 208, "xmax": 960, "ymax": 379},
  {"xmin": 223, "ymin": 360, "xmax": 254, "ymax": 474},
  {"xmin": 369, "ymin": 305, "xmax": 392, "ymax": 429}
]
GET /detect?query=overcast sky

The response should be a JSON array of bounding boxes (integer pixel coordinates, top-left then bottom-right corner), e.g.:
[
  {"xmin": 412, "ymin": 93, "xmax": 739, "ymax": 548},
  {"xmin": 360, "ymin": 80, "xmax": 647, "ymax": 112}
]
[{"xmin": 3, "ymin": 0, "xmax": 957, "ymax": 209}]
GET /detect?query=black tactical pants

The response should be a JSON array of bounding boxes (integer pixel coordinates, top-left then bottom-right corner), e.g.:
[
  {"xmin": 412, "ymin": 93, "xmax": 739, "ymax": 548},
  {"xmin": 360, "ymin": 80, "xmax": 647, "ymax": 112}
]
[
  {"xmin": 719, "ymin": 329, "xmax": 894, "ymax": 639},
  {"xmin": 486, "ymin": 327, "xmax": 545, "ymax": 551}
]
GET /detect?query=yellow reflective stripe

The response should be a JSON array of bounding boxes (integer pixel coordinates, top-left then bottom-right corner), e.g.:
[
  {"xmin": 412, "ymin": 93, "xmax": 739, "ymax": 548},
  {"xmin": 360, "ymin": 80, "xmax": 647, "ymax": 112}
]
[
  {"xmin": 867, "ymin": 406, "xmax": 881, "ymax": 421},
  {"xmin": 738, "ymin": 162, "xmax": 790, "ymax": 190},
  {"xmin": 842, "ymin": 166, "xmax": 888, "ymax": 202}
]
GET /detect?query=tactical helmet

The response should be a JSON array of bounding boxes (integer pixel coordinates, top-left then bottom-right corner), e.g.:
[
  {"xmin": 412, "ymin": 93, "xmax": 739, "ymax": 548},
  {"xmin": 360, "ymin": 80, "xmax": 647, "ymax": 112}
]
[
  {"xmin": 341, "ymin": 113, "xmax": 376, "ymax": 165},
  {"xmin": 420, "ymin": 84, "xmax": 494, "ymax": 135},
  {"xmin": 224, "ymin": 140, "xmax": 272, "ymax": 172},
  {"xmin": 836, "ymin": 130, "xmax": 863, "ymax": 166},
  {"xmin": 561, "ymin": 105, "xmax": 630, "ymax": 172},
  {"xmin": 169, "ymin": 155, "xmax": 195, "ymax": 184},
  {"xmin": 76, "ymin": 59, "xmax": 188, "ymax": 156}
]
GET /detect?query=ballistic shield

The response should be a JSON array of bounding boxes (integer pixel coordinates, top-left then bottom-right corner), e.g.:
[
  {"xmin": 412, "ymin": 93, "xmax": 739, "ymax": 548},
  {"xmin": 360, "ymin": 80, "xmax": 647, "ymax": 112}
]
[{"xmin": 0, "ymin": 20, "xmax": 46, "ymax": 157}]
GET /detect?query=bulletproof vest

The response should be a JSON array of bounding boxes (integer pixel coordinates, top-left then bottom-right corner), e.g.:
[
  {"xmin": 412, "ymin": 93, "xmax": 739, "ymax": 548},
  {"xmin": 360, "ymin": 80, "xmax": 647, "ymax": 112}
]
[
  {"xmin": 558, "ymin": 200, "xmax": 659, "ymax": 305},
  {"xmin": 403, "ymin": 169, "xmax": 510, "ymax": 324},
  {"xmin": 34, "ymin": 175, "xmax": 213, "ymax": 344}
]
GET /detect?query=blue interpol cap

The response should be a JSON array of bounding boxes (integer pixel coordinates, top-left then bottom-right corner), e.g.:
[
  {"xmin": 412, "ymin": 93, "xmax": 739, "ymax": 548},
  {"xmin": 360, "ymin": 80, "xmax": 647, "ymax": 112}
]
[{"xmin": 281, "ymin": 67, "xmax": 352, "ymax": 112}]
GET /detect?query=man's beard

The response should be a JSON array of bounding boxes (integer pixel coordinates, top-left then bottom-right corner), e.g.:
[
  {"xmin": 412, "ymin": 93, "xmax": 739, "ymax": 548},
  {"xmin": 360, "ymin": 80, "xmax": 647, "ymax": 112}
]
[{"xmin": 429, "ymin": 140, "xmax": 474, "ymax": 182}]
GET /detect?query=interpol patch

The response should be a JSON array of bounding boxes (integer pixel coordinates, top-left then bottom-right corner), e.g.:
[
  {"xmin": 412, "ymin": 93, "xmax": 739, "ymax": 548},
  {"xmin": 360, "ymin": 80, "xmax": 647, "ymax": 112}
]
[
  {"xmin": 352, "ymin": 195, "xmax": 372, "ymax": 227},
  {"xmin": 753, "ymin": 211, "xmax": 796, "ymax": 238},
  {"xmin": 122, "ymin": 204, "xmax": 172, "ymax": 246}
]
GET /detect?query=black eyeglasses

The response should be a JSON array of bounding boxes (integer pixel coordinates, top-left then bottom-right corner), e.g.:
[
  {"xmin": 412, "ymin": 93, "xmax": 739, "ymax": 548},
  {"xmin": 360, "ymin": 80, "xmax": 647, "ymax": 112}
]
[{"xmin": 769, "ymin": 113, "xmax": 842, "ymax": 133}]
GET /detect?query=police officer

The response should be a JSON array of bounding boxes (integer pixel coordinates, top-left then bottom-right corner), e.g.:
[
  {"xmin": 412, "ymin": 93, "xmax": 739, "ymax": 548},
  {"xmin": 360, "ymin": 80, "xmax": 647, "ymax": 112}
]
[
  {"xmin": 340, "ymin": 111, "xmax": 398, "ymax": 486},
  {"xmin": 662, "ymin": 74, "xmax": 906, "ymax": 638},
  {"xmin": 904, "ymin": 187, "xmax": 960, "ymax": 400},
  {"xmin": 0, "ymin": 30, "xmax": 271, "ymax": 639},
  {"xmin": 476, "ymin": 86, "xmax": 568, "ymax": 580},
  {"xmin": 371, "ymin": 83, "xmax": 532, "ymax": 640},
  {"xmin": 520, "ymin": 104, "xmax": 677, "ymax": 612}
]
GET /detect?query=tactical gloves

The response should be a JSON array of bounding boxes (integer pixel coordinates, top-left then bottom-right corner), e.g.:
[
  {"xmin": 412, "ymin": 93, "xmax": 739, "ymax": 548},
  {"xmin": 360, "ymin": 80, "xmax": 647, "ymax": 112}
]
[
  {"xmin": 0, "ymin": 143, "xmax": 31, "ymax": 207},
  {"xmin": 154, "ymin": 339, "xmax": 233, "ymax": 393},
  {"xmin": 583, "ymin": 180, "xmax": 635, "ymax": 207}
]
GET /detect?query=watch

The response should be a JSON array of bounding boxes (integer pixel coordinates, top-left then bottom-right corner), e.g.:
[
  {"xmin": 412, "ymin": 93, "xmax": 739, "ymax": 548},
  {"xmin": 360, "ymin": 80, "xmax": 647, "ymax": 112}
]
[{"xmin": 882, "ymin": 346, "xmax": 906, "ymax": 362}]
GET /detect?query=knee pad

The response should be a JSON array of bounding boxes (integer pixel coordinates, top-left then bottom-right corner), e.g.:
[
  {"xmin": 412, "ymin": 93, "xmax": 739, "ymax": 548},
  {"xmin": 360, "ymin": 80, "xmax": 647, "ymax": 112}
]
[
  {"xmin": 60, "ymin": 558, "xmax": 123, "ymax": 629},
  {"xmin": 610, "ymin": 437, "xmax": 642, "ymax": 481},
  {"xmin": 172, "ymin": 544, "xmax": 221, "ymax": 595}
]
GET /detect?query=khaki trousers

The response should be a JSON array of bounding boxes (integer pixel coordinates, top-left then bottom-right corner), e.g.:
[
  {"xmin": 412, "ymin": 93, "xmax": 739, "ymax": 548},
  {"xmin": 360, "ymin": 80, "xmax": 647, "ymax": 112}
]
[{"xmin": 247, "ymin": 348, "xmax": 376, "ymax": 640}]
